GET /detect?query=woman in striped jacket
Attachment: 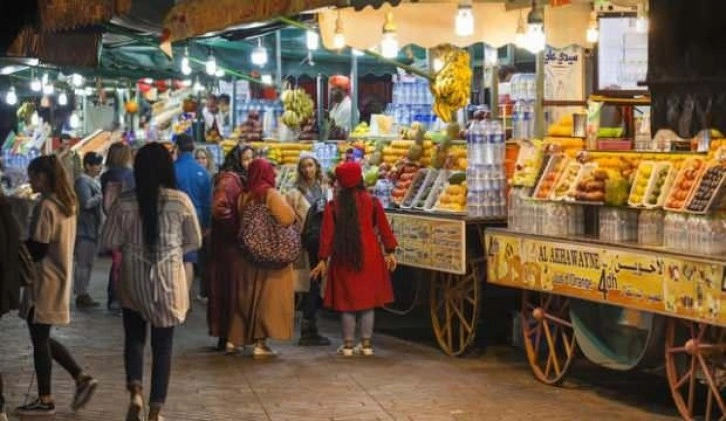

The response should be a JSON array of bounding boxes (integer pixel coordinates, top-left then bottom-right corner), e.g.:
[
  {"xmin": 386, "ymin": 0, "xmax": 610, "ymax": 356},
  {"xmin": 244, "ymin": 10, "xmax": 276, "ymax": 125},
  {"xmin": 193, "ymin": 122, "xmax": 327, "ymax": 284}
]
[{"xmin": 102, "ymin": 143, "xmax": 202, "ymax": 421}]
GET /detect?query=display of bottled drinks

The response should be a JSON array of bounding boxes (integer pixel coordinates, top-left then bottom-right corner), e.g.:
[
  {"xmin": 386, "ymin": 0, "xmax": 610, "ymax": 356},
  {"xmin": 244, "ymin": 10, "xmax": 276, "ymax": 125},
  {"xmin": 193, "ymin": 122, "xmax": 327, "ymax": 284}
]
[{"xmin": 467, "ymin": 119, "xmax": 507, "ymax": 217}]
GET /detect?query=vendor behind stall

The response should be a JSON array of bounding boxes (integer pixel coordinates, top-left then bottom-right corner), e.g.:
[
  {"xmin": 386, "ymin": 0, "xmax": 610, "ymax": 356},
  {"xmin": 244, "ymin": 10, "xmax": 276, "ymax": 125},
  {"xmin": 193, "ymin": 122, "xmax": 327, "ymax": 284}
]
[
  {"xmin": 329, "ymin": 76, "xmax": 358, "ymax": 134},
  {"xmin": 202, "ymin": 95, "xmax": 223, "ymax": 142}
]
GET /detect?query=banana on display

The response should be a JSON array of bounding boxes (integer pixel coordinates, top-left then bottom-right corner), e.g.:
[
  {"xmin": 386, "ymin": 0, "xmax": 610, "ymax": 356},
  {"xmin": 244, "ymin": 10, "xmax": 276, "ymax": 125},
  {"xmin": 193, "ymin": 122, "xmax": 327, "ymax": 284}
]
[
  {"xmin": 430, "ymin": 45, "xmax": 472, "ymax": 123},
  {"xmin": 280, "ymin": 89, "xmax": 315, "ymax": 129}
]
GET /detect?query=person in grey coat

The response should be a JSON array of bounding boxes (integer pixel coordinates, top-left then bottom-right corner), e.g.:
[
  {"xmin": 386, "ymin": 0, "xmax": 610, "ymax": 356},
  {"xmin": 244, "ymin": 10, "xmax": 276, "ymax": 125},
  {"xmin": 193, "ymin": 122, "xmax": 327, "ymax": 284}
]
[{"xmin": 73, "ymin": 152, "xmax": 104, "ymax": 308}]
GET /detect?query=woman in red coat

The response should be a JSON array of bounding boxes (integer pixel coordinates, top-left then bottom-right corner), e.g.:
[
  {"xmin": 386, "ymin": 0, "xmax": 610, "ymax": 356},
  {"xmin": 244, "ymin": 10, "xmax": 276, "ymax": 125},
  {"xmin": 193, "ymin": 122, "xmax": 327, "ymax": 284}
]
[{"xmin": 311, "ymin": 162, "xmax": 398, "ymax": 357}]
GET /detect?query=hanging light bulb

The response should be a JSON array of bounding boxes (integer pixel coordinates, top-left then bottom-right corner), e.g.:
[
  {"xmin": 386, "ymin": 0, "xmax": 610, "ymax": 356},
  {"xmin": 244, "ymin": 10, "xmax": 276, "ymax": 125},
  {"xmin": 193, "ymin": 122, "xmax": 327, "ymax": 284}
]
[
  {"xmin": 455, "ymin": 1, "xmax": 474, "ymax": 37},
  {"xmin": 43, "ymin": 83, "xmax": 54, "ymax": 95},
  {"xmin": 333, "ymin": 11, "xmax": 346, "ymax": 49},
  {"xmin": 515, "ymin": 11, "xmax": 527, "ymax": 49},
  {"xmin": 306, "ymin": 30, "xmax": 319, "ymax": 50},
  {"xmin": 69, "ymin": 112, "xmax": 80, "ymax": 129},
  {"xmin": 58, "ymin": 91, "xmax": 68, "ymax": 106},
  {"xmin": 205, "ymin": 50, "xmax": 217, "ymax": 76},
  {"xmin": 525, "ymin": 1, "xmax": 545, "ymax": 54},
  {"xmin": 586, "ymin": 11, "xmax": 599, "ymax": 44},
  {"xmin": 251, "ymin": 38, "xmax": 268, "ymax": 66},
  {"xmin": 380, "ymin": 11, "xmax": 399, "ymax": 59},
  {"xmin": 5, "ymin": 86, "xmax": 17, "ymax": 105},
  {"xmin": 635, "ymin": 3, "xmax": 648, "ymax": 33},
  {"xmin": 71, "ymin": 73, "xmax": 84, "ymax": 87},
  {"xmin": 30, "ymin": 77, "xmax": 41, "ymax": 92},
  {"xmin": 261, "ymin": 74, "xmax": 273, "ymax": 85},
  {"xmin": 181, "ymin": 47, "xmax": 192, "ymax": 76}
]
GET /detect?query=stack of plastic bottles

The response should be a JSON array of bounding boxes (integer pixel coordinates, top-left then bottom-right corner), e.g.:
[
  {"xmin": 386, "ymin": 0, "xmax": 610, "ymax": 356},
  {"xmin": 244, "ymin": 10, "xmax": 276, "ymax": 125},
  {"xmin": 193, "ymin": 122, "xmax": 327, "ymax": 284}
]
[
  {"xmin": 387, "ymin": 76, "xmax": 436, "ymax": 128},
  {"xmin": 510, "ymin": 73, "xmax": 536, "ymax": 140},
  {"xmin": 466, "ymin": 119, "xmax": 507, "ymax": 218}
]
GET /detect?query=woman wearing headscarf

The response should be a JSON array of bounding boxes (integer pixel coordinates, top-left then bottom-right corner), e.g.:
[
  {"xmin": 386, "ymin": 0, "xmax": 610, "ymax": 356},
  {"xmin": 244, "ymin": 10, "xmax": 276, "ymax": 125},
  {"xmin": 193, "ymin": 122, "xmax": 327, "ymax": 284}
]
[
  {"xmin": 311, "ymin": 162, "xmax": 398, "ymax": 357},
  {"xmin": 229, "ymin": 159, "xmax": 296, "ymax": 358},
  {"xmin": 207, "ymin": 145, "xmax": 254, "ymax": 352}
]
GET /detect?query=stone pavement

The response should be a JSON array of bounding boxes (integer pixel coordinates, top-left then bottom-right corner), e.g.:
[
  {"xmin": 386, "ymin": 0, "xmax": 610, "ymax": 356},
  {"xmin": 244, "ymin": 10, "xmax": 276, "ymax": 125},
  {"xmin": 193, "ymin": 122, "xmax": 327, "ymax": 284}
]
[{"xmin": 0, "ymin": 259, "xmax": 679, "ymax": 421}]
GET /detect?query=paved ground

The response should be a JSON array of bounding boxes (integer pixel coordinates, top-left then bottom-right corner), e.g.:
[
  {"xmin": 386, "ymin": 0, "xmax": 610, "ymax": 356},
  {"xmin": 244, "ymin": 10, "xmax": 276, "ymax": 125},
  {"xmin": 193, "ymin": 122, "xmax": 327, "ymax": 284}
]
[{"xmin": 0, "ymin": 259, "xmax": 680, "ymax": 420}]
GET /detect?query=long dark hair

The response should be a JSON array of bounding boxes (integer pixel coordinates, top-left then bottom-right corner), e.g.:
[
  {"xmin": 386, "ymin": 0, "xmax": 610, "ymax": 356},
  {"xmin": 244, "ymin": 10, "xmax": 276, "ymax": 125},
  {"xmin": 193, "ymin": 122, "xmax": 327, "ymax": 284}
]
[
  {"xmin": 222, "ymin": 145, "xmax": 254, "ymax": 180},
  {"xmin": 332, "ymin": 183, "xmax": 364, "ymax": 272},
  {"xmin": 27, "ymin": 155, "xmax": 77, "ymax": 217},
  {"xmin": 133, "ymin": 143, "xmax": 176, "ymax": 252}
]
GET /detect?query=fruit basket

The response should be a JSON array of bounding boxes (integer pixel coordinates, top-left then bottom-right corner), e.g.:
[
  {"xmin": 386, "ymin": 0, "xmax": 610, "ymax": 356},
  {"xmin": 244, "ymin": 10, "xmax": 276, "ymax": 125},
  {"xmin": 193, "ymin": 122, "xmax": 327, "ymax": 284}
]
[
  {"xmin": 685, "ymin": 161, "xmax": 726, "ymax": 214},
  {"xmin": 532, "ymin": 154, "xmax": 568, "ymax": 200},
  {"xmin": 551, "ymin": 161, "xmax": 582, "ymax": 201},
  {"xmin": 401, "ymin": 169, "xmax": 431, "ymax": 209},
  {"xmin": 643, "ymin": 162, "xmax": 674, "ymax": 209},
  {"xmin": 411, "ymin": 169, "xmax": 442, "ymax": 210},
  {"xmin": 571, "ymin": 163, "xmax": 605, "ymax": 203}
]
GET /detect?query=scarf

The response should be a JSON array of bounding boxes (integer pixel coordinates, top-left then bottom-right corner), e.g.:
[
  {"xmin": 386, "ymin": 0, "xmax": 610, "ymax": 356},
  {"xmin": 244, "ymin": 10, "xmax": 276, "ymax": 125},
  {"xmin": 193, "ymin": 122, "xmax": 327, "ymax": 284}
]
[{"xmin": 245, "ymin": 159, "xmax": 276, "ymax": 201}]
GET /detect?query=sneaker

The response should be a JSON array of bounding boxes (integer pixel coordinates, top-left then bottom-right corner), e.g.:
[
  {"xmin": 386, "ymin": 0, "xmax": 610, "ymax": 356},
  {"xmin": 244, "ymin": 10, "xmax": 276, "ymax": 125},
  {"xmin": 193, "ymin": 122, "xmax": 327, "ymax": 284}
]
[
  {"xmin": 72, "ymin": 375, "xmax": 98, "ymax": 411},
  {"xmin": 252, "ymin": 344, "xmax": 278, "ymax": 359},
  {"xmin": 337, "ymin": 345, "xmax": 354, "ymax": 357},
  {"xmin": 225, "ymin": 342, "xmax": 245, "ymax": 356},
  {"xmin": 354, "ymin": 343, "xmax": 374, "ymax": 356},
  {"xmin": 76, "ymin": 294, "xmax": 100, "ymax": 309},
  {"xmin": 126, "ymin": 393, "xmax": 145, "ymax": 421},
  {"xmin": 16, "ymin": 398, "xmax": 55, "ymax": 415}
]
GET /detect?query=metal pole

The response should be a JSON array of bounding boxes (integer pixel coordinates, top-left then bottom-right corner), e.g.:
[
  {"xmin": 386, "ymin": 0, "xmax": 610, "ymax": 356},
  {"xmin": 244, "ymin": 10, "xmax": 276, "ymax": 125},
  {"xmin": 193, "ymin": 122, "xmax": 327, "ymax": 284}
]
[
  {"xmin": 316, "ymin": 74, "xmax": 324, "ymax": 140},
  {"xmin": 275, "ymin": 31, "xmax": 283, "ymax": 89},
  {"xmin": 491, "ymin": 65, "xmax": 500, "ymax": 119},
  {"xmin": 535, "ymin": 50, "xmax": 546, "ymax": 139},
  {"xmin": 350, "ymin": 53, "xmax": 359, "ymax": 132},
  {"xmin": 231, "ymin": 77, "xmax": 237, "ymax": 129}
]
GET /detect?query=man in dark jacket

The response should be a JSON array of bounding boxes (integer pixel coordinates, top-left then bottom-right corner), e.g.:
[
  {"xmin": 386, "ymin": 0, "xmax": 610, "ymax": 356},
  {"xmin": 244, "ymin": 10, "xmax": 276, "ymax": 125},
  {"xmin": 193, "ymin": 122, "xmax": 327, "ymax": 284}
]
[{"xmin": 73, "ymin": 152, "xmax": 104, "ymax": 308}]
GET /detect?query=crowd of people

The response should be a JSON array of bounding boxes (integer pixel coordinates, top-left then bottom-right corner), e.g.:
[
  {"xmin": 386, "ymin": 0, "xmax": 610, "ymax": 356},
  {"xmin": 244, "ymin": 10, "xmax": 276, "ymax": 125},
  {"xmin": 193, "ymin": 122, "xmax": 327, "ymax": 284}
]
[{"xmin": 0, "ymin": 134, "xmax": 399, "ymax": 420}]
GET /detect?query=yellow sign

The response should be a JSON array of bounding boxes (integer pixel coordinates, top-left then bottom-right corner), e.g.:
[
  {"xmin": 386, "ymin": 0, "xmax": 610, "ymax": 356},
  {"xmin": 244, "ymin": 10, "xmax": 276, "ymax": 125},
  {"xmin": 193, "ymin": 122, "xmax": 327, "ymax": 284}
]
[{"xmin": 486, "ymin": 230, "xmax": 726, "ymax": 326}]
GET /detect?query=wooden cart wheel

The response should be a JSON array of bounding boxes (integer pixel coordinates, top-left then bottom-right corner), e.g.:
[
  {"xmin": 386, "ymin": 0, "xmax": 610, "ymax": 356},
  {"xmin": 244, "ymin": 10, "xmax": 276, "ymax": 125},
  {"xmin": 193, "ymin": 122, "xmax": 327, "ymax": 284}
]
[
  {"xmin": 665, "ymin": 318, "xmax": 726, "ymax": 421},
  {"xmin": 521, "ymin": 291, "xmax": 577, "ymax": 386},
  {"xmin": 430, "ymin": 269, "xmax": 480, "ymax": 357}
]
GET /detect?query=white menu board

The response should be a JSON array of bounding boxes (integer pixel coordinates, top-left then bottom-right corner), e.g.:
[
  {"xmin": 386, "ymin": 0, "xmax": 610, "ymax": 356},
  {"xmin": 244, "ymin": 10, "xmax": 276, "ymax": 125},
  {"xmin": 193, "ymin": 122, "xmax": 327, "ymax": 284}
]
[{"xmin": 597, "ymin": 16, "xmax": 648, "ymax": 91}]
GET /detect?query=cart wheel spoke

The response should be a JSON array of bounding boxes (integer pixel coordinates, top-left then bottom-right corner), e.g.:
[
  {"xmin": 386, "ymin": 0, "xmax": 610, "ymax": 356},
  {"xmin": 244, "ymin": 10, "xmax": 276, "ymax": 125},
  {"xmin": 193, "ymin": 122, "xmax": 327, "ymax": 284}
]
[
  {"xmin": 430, "ymin": 269, "xmax": 480, "ymax": 357},
  {"xmin": 520, "ymin": 292, "xmax": 576, "ymax": 386},
  {"xmin": 665, "ymin": 318, "xmax": 726, "ymax": 420}
]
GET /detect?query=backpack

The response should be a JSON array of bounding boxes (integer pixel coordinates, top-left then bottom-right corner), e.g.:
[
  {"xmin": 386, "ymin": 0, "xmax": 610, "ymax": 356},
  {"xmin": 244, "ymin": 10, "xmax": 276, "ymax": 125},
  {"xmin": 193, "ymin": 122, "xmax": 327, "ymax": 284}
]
[
  {"xmin": 237, "ymin": 194, "xmax": 302, "ymax": 269},
  {"xmin": 301, "ymin": 199, "xmax": 325, "ymax": 253}
]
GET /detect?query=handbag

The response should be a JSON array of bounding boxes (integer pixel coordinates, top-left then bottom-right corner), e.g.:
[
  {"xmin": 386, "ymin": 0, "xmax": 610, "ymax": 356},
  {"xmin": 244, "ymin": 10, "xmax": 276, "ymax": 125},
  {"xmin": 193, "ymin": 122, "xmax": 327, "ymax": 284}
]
[{"xmin": 237, "ymin": 194, "xmax": 301, "ymax": 269}]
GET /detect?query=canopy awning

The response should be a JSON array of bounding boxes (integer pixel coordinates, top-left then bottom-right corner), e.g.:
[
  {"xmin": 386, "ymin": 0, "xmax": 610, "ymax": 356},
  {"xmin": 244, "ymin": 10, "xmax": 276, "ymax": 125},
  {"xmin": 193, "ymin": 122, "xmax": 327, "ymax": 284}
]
[
  {"xmin": 163, "ymin": 0, "xmax": 402, "ymax": 43},
  {"xmin": 319, "ymin": 2, "xmax": 592, "ymax": 51}
]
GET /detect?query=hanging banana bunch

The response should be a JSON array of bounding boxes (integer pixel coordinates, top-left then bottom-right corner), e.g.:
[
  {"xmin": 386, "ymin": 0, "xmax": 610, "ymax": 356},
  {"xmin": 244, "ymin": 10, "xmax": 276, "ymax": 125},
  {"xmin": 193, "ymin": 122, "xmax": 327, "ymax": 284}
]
[{"xmin": 430, "ymin": 44, "xmax": 472, "ymax": 123}]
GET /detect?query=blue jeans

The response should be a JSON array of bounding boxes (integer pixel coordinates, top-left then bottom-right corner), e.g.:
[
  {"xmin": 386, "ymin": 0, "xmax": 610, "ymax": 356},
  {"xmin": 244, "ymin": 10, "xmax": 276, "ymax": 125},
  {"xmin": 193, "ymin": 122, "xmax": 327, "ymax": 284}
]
[{"xmin": 123, "ymin": 309, "xmax": 175, "ymax": 405}]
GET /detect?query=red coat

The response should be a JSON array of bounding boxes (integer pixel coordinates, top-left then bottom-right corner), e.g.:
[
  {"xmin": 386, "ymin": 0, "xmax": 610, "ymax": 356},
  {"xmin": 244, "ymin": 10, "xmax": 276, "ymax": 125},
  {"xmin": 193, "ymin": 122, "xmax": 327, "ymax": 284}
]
[{"xmin": 320, "ymin": 191, "xmax": 398, "ymax": 312}]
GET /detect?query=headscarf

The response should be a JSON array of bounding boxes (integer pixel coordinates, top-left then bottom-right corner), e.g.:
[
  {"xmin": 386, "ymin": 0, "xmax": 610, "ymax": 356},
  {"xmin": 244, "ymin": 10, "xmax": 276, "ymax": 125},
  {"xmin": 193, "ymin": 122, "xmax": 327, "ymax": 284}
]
[
  {"xmin": 246, "ymin": 159, "xmax": 276, "ymax": 201},
  {"xmin": 221, "ymin": 145, "xmax": 253, "ymax": 182},
  {"xmin": 335, "ymin": 162, "xmax": 363, "ymax": 189}
]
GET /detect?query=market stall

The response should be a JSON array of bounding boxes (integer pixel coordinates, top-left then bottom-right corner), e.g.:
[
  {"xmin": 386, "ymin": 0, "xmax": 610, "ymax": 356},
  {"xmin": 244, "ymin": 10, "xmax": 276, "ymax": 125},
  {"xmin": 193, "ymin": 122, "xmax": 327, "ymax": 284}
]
[{"xmin": 486, "ymin": 142, "xmax": 726, "ymax": 419}]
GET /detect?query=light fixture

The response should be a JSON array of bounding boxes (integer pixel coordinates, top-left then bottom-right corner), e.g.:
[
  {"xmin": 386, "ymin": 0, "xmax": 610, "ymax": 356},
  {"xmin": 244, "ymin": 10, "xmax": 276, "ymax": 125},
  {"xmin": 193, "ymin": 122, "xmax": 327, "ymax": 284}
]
[
  {"xmin": 261, "ymin": 74, "xmax": 273, "ymax": 85},
  {"xmin": 380, "ymin": 11, "xmax": 399, "ymax": 59},
  {"xmin": 515, "ymin": 11, "xmax": 527, "ymax": 49},
  {"xmin": 525, "ymin": 1, "xmax": 545, "ymax": 54},
  {"xmin": 215, "ymin": 68, "xmax": 225, "ymax": 78},
  {"xmin": 69, "ymin": 112, "xmax": 80, "ymax": 129},
  {"xmin": 586, "ymin": 11, "xmax": 599, "ymax": 44},
  {"xmin": 251, "ymin": 38, "xmax": 268, "ymax": 66},
  {"xmin": 433, "ymin": 58, "xmax": 444, "ymax": 73},
  {"xmin": 181, "ymin": 46, "xmax": 192, "ymax": 75},
  {"xmin": 306, "ymin": 30, "xmax": 319, "ymax": 50},
  {"xmin": 635, "ymin": 3, "xmax": 648, "ymax": 33},
  {"xmin": 333, "ymin": 11, "xmax": 346, "ymax": 49},
  {"xmin": 58, "ymin": 91, "xmax": 68, "ymax": 106},
  {"xmin": 71, "ymin": 73, "xmax": 84, "ymax": 88},
  {"xmin": 205, "ymin": 50, "xmax": 217, "ymax": 76},
  {"xmin": 455, "ymin": 0, "xmax": 474, "ymax": 37},
  {"xmin": 30, "ymin": 72, "xmax": 42, "ymax": 92},
  {"xmin": 5, "ymin": 86, "xmax": 17, "ymax": 105},
  {"xmin": 43, "ymin": 83, "xmax": 54, "ymax": 95}
]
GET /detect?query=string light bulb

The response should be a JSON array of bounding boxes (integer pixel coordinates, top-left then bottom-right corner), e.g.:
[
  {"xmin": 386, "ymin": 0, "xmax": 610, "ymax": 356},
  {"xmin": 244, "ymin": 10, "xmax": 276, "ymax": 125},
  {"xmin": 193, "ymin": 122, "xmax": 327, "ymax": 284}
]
[
  {"xmin": 525, "ymin": 1, "xmax": 545, "ymax": 54},
  {"xmin": 333, "ymin": 11, "xmax": 346, "ymax": 49},
  {"xmin": 181, "ymin": 47, "xmax": 192, "ymax": 75},
  {"xmin": 71, "ymin": 73, "xmax": 84, "ymax": 87},
  {"xmin": 69, "ymin": 112, "xmax": 80, "ymax": 129},
  {"xmin": 586, "ymin": 11, "xmax": 599, "ymax": 44},
  {"xmin": 5, "ymin": 86, "xmax": 17, "ymax": 105},
  {"xmin": 380, "ymin": 11, "xmax": 399, "ymax": 59},
  {"xmin": 306, "ymin": 30, "xmax": 320, "ymax": 50},
  {"xmin": 455, "ymin": 1, "xmax": 474, "ymax": 37},
  {"xmin": 205, "ymin": 50, "xmax": 217, "ymax": 76},
  {"xmin": 58, "ymin": 91, "xmax": 68, "ymax": 106},
  {"xmin": 251, "ymin": 38, "xmax": 268, "ymax": 66}
]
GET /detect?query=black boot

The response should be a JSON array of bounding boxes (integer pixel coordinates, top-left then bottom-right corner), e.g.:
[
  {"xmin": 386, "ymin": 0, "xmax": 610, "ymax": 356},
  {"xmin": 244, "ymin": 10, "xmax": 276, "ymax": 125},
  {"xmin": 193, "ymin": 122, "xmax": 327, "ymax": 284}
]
[{"xmin": 298, "ymin": 319, "xmax": 331, "ymax": 346}]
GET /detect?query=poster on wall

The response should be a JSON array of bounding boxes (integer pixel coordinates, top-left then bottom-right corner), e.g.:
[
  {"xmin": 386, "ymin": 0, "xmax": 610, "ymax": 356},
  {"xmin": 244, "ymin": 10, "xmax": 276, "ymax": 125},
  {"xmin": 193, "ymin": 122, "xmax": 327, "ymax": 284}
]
[{"xmin": 544, "ymin": 45, "xmax": 585, "ymax": 125}]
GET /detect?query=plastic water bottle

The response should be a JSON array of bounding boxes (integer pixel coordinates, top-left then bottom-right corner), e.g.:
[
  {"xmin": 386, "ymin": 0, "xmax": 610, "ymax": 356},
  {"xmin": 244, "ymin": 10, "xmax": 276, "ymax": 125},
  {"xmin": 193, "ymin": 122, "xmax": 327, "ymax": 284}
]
[
  {"xmin": 487, "ymin": 120, "xmax": 505, "ymax": 165},
  {"xmin": 522, "ymin": 101, "xmax": 534, "ymax": 140},
  {"xmin": 512, "ymin": 101, "xmax": 523, "ymax": 140}
]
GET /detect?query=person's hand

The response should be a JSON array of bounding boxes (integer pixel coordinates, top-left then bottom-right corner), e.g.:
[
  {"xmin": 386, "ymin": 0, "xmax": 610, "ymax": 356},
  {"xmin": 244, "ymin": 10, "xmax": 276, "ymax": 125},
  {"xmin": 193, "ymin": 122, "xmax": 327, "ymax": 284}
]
[
  {"xmin": 310, "ymin": 260, "xmax": 328, "ymax": 280},
  {"xmin": 385, "ymin": 254, "xmax": 397, "ymax": 272}
]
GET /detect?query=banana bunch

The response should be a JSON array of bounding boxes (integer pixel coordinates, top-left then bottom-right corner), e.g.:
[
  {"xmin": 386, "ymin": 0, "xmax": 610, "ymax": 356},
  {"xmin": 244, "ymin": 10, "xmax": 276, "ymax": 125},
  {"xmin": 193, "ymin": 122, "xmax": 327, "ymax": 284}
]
[
  {"xmin": 280, "ymin": 88, "xmax": 315, "ymax": 129},
  {"xmin": 16, "ymin": 101, "xmax": 35, "ymax": 124},
  {"xmin": 430, "ymin": 45, "xmax": 472, "ymax": 123}
]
